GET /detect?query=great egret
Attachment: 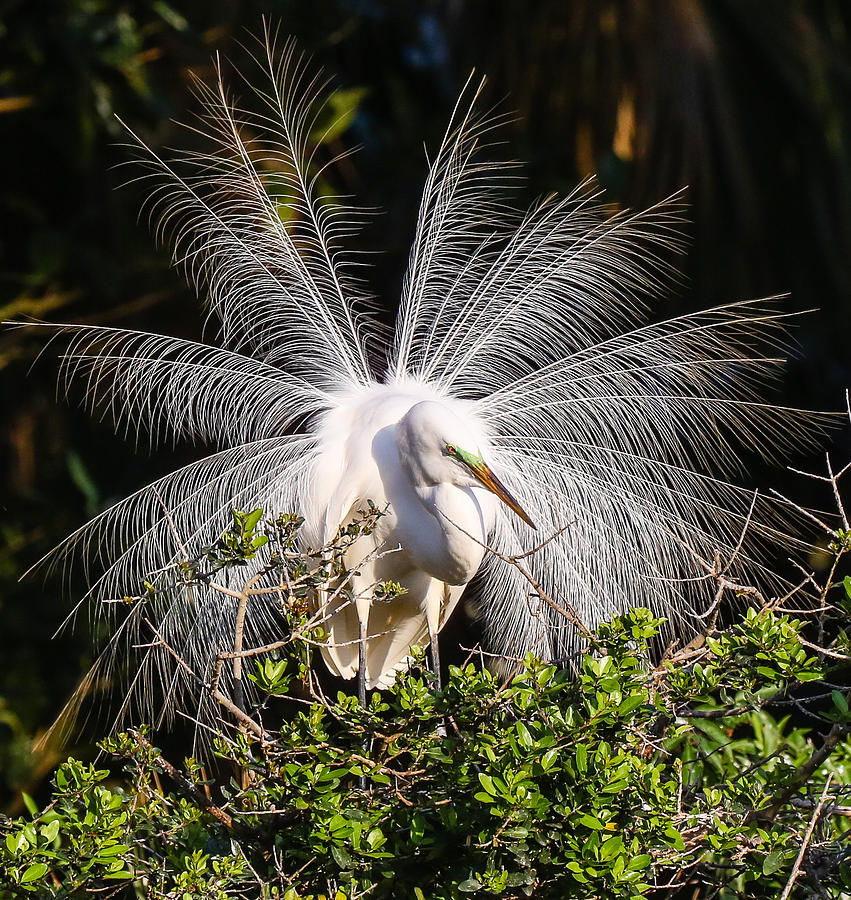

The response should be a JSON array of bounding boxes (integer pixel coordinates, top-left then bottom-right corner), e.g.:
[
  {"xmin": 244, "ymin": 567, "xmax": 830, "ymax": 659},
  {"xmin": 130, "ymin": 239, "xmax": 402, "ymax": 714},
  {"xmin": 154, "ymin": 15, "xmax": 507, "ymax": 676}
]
[
  {"xmin": 306, "ymin": 393, "xmax": 535, "ymax": 700},
  {"xmin": 30, "ymin": 30, "xmax": 820, "ymax": 737}
]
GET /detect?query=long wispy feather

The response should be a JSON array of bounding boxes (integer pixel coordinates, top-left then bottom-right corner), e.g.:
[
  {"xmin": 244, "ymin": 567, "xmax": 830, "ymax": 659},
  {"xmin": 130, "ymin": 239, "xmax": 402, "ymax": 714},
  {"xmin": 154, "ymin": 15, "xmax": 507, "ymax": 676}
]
[
  {"xmin": 33, "ymin": 434, "xmax": 315, "ymax": 743},
  {"xmin": 123, "ymin": 25, "xmax": 379, "ymax": 387},
  {"xmin": 23, "ymin": 28, "xmax": 831, "ymax": 743},
  {"xmin": 37, "ymin": 323, "xmax": 327, "ymax": 448}
]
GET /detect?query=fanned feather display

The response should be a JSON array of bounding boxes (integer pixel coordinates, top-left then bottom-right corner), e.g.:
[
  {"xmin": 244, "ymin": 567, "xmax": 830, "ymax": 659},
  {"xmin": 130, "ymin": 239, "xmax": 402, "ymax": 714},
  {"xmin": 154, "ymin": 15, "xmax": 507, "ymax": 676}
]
[{"xmin": 26, "ymin": 28, "xmax": 826, "ymax": 741}]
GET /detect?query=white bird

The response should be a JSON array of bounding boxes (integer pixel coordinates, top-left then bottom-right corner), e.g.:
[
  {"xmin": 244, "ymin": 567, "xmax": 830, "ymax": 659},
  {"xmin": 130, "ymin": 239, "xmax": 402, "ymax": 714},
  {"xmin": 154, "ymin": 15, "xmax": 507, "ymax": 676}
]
[
  {"xmin": 30, "ymin": 29, "xmax": 820, "ymax": 737},
  {"xmin": 305, "ymin": 389, "xmax": 534, "ymax": 698}
]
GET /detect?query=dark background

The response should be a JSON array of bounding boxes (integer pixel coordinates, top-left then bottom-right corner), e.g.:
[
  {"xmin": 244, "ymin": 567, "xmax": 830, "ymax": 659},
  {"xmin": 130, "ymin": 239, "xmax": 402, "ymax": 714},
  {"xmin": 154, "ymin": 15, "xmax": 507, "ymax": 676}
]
[{"xmin": 2, "ymin": 0, "xmax": 850, "ymax": 809}]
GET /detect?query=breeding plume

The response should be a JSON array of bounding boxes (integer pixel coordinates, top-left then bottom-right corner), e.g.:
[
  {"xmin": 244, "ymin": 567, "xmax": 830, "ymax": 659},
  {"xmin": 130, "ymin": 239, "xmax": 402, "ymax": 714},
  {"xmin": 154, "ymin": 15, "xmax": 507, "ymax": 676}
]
[{"xmin": 33, "ymin": 33, "xmax": 817, "ymax": 734}]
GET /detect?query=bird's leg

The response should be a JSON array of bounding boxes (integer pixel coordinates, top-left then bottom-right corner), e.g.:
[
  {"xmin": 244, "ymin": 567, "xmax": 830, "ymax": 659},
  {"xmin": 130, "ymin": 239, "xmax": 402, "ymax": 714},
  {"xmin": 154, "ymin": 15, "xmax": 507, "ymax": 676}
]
[
  {"xmin": 426, "ymin": 595, "xmax": 447, "ymax": 738},
  {"xmin": 428, "ymin": 617, "xmax": 443, "ymax": 694},
  {"xmin": 425, "ymin": 583, "xmax": 446, "ymax": 693},
  {"xmin": 355, "ymin": 598, "xmax": 370, "ymax": 790},
  {"xmin": 357, "ymin": 615, "xmax": 367, "ymax": 709},
  {"xmin": 355, "ymin": 595, "xmax": 371, "ymax": 709}
]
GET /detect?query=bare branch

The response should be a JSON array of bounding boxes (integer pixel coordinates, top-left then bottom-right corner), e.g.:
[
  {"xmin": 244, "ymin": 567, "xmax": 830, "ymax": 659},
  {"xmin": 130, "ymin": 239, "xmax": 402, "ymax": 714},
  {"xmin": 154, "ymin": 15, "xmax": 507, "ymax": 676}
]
[{"xmin": 761, "ymin": 725, "xmax": 850, "ymax": 822}]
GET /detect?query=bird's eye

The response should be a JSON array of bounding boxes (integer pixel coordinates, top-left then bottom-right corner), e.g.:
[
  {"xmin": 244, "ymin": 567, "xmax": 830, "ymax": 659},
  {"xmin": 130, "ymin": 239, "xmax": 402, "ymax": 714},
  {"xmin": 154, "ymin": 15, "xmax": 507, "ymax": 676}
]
[{"xmin": 446, "ymin": 444, "xmax": 456, "ymax": 456}]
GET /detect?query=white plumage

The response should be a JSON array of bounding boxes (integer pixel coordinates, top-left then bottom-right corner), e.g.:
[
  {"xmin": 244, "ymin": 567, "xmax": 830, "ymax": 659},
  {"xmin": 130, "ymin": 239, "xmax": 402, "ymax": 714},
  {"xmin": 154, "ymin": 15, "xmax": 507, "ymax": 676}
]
[
  {"xmin": 305, "ymin": 387, "xmax": 521, "ymax": 690},
  {"xmin": 31, "ymin": 29, "xmax": 820, "ymax": 736}
]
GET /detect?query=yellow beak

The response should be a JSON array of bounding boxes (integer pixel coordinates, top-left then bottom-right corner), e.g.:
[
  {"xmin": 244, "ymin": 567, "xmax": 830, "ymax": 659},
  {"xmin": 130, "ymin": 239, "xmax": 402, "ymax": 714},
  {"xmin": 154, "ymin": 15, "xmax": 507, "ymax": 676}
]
[{"xmin": 469, "ymin": 461, "xmax": 537, "ymax": 530}]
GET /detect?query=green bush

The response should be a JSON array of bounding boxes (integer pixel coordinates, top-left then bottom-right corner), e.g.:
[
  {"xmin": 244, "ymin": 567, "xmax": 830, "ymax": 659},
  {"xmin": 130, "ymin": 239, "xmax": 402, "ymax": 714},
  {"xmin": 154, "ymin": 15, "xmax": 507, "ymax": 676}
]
[{"xmin": 2, "ymin": 510, "xmax": 851, "ymax": 899}]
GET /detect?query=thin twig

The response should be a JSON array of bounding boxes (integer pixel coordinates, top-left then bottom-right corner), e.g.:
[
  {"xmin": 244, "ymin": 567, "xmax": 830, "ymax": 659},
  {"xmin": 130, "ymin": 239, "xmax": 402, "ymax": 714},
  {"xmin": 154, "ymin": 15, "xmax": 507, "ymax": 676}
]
[
  {"xmin": 760, "ymin": 724, "xmax": 850, "ymax": 822},
  {"xmin": 141, "ymin": 618, "xmax": 271, "ymax": 742},
  {"xmin": 779, "ymin": 775, "xmax": 833, "ymax": 900},
  {"xmin": 438, "ymin": 511, "xmax": 591, "ymax": 638},
  {"xmin": 230, "ymin": 571, "xmax": 264, "ymax": 715},
  {"xmin": 232, "ymin": 588, "xmax": 250, "ymax": 713},
  {"xmin": 787, "ymin": 796, "xmax": 851, "ymax": 817},
  {"xmin": 798, "ymin": 636, "xmax": 851, "ymax": 661},
  {"xmin": 127, "ymin": 729, "xmax": 234, "ymax": 829}
]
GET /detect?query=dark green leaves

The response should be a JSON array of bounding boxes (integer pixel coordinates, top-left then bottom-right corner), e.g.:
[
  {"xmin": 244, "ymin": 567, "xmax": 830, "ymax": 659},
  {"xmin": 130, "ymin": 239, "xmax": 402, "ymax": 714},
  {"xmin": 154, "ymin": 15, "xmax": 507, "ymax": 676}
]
[
  {"xmin": 203, "ymin": 508, "xmax": 269, "ymax": 571},
  {"xmin": 3, "ymin": 539, "xmax": 850, "ymax": 899}
]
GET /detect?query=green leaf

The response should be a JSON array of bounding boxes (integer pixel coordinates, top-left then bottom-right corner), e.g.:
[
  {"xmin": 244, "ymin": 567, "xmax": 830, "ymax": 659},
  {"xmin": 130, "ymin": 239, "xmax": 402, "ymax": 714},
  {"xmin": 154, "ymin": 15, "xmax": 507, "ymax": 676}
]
[
  {"xmin": 21, "ymin": 863, "xmax": 48, "ymax": 883},
  {"xmin": 618, "ymin": 694, "xmax": 645, "ymax": 716},
  {"xmin": 243, "ymin": 508, "xmax": 264, "ymax": 533},
  {"xmin": 515, "ymin": 721, "xmax": 533, "ymax": 749},
  {"xmin": 763, "ymin": 851, "xmax": 784, "ymax": 876},
  {"xmin": 40, "ymin": 820, "xmax": 60, "ymax": 843},
  {"xmin": 331, "ymin": 846, "xmax": 353, "ymax": 869},
  {"xmin": 540, "ymin": 748, "xmax": 559, "ymax": 771},
  {"xmin": 410, "ymin": 813, "xmax": 426, "ymax": 843},
  {"xmin": 6, "ymin": 831, "xmax": 26, "ymax": 855},
  {"xmin": 478, "ymin": 773, "xmax": 497, "ymax": 796},
  {"xmin": 21, "ymin": 793, "xmax": 38, "ymax": 817},
  {"xmin": 366, "ymin": 828, "xmax": 386, "ymax": 850},
  {"xmin": 66, "ymin": 450, "xmax": 99, "ymax": 515},
  {"xmin": 458, "ymin": 878, "xmax": 482, "ymax": 892},
  {"xmin": 602, "ymin": 780, "xmax": 629, "ymax": 794},
  {"xmin": 600, "ymin": 834, "xmax": 624, "ymax": 859},
  {"xmin": 95, "ymin": 843, "xmax": 131, "ymax": 858},
  {"xmin": 153, "ymin": 1, "xmax": 189, "ymax": 31},
  {"xmin": 664, "ymin": 825, "xmax": 685, "ymax": 851}
]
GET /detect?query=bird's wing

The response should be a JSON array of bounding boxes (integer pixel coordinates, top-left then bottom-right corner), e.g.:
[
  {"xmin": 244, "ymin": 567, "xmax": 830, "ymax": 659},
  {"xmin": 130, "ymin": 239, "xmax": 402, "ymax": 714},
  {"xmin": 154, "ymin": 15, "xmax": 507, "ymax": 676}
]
[
  {"xmin": 317, "ymin": 547, "xmax": 429, "ymax": 689},
  {"xmin": 321, "ymin": 586, "xmax": 427, "ymax": 690},
  {"xmin": 312, "ymin": 479, "xmax": 417, "ymax": 686},
  {"xmin": 316, "ymin": 584, "xmax": 363, "ymax": 682},
  {"xmin": 363, "ymin": 573, "xmax": 457, "ymax": 691},
  {"xmin": 364, "ymin": 570, "xmax": 432, "ymax": 689}
]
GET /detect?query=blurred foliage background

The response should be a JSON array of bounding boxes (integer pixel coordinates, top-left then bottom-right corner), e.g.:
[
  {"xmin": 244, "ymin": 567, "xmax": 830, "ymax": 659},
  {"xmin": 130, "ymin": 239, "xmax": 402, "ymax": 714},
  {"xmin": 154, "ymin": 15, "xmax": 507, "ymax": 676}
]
[{"xmin": 1, "ymin": 0, "xmax": 851, "ymax": 811}]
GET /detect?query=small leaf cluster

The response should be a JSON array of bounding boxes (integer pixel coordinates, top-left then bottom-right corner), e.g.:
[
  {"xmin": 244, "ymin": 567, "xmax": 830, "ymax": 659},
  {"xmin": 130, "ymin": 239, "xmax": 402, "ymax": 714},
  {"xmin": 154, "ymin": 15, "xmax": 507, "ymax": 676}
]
[
  {"xmin": 666, "ymin": 606, "xmax": 824, "ymax": 708},
  {"xmin": 242, "ymin": 611, "xmax": 681, "ymax": 899},
  {"xmin": 203, "ymin": 508, "xmax": 270, "ymax": 572},
  {"xmin": 1, "ymin": 759, "xmax": 133, "ymax": 893},
  {"xmin": 4, "ymin": 507, "xmax": 851, "ymax": 899}
]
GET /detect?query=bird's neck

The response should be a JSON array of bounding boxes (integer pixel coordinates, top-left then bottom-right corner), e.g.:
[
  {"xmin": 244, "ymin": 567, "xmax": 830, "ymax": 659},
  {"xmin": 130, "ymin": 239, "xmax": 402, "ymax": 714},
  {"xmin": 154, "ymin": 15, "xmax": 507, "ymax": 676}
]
[
  {"xmin": 392, "ymin": 410, "xmax": 496, "ymax": 584},
  {"xmin": 409, "ymin": 481, "xmax": 493, "ymax": 585}
]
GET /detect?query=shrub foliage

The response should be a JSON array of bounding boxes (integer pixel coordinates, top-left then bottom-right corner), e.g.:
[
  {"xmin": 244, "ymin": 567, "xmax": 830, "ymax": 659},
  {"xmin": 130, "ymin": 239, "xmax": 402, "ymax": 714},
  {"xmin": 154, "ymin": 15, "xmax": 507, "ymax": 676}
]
[{"xmin": 2, "ymin": 506, "xmax": 851, "ymax": 899}]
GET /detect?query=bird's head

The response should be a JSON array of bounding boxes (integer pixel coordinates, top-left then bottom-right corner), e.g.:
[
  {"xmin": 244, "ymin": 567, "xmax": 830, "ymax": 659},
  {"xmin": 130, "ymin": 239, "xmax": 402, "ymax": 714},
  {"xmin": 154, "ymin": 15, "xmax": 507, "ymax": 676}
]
[{"xmin": 397, "ymin": 400, "xmax": 536, "ymax": 529}]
